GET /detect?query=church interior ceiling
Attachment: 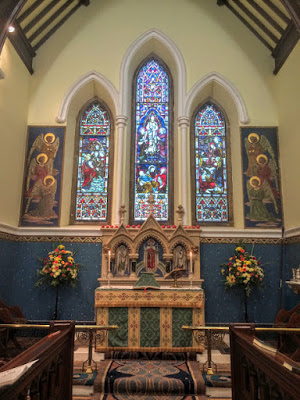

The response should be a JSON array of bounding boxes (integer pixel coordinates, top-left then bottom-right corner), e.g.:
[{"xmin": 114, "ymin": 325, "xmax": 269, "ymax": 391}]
[{"xmin": 3, "ymin": 0, "xmax": 300, "ymax": 75}]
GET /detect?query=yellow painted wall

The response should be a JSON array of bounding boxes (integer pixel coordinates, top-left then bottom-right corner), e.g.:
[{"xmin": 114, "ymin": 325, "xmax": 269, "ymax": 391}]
[
  {"xmin": 24, "ymin": 0, "xmax": 280, "ymax": 228},
  {"xmin": 0, "ymin": 40, "xmax": 30, "ymax": 226},
  {"xmin": 29, "ymin": 0, "xmax": 277, "ymax": 125},
  {"xmin": 2, "ymin": 0, "xmax": 295, "ymax": 228},
  {"xmin": 272, "ymin": 42, "xmax": 300, "ymax": 229}
]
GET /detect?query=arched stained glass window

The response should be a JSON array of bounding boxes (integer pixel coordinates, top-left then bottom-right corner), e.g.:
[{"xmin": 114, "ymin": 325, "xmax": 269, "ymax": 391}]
[
  {"xmin": 194, "ymin": 103, "xmax": 229, "ymax": 223},
  {"xmin": 74, "ymin": 101, "xmax": 111, "ymax": 222},
  {"xmin": 132, "ymin": 58, "xmax": 172, "ymax": 221}
]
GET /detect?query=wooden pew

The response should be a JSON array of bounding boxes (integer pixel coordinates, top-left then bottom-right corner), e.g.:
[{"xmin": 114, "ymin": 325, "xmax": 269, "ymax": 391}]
[
  {"xmin": 0, "ymin": 321, "xmax": 75, "ymax": 400},
  {"xmin": 230, "ymin": 324, "xmax": 300, "ymax": 400}
]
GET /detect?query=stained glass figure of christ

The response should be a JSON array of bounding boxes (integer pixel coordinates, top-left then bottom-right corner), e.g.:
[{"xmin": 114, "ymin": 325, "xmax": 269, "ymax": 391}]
[
  {"xmin": 134, "ymin": 58, "xmax": 170, "ymax": 221},
  {"xmin": 75, "ymin": 102, "xmax": 111, "ymax": 221},
  {"xmin": 194, "ymin": 103, "xmax": 228, "ymax": 222}
]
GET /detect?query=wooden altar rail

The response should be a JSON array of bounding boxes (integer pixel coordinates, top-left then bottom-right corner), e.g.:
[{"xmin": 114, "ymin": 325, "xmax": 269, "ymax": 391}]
[
  {"xmin": 230, "ymin": 325, "xmax": 300, "ymax": 400},
  {"xmin": 0, "ymin": 321, "xmax": 75, "ymax": 400},
  {"xmin": 182, "ymin": 325, "xmax": 300, "ymax": 375},
  {"xmin": 0, "ymin": 323, "xmax": 118, "ymax": 374}
]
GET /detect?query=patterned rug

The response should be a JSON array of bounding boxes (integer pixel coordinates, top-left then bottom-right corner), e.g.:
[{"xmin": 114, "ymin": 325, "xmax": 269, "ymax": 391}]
[
  {"xmin": 105, "ymin": 351, "xmax": 196, "ymax": 361},
  {"xmin": 202, "ymin": 373, "xmax": 231, "ymax": 388},
  {"xmin": 94, "ymin": 359, "xmax": 205, "ymax": 396},
  {"xmin": 73, "ymin": 372, "xmax": 97, "ymax": 386},
  {"xmin": 96, "ymin": 395, "xmax": 208, "ymax": 400}
]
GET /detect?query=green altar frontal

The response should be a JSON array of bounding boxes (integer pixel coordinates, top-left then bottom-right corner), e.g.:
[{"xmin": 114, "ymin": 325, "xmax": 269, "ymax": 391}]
[{"xmin": 95, "ymin": 288, "xmax": 205, "ymax": 352}]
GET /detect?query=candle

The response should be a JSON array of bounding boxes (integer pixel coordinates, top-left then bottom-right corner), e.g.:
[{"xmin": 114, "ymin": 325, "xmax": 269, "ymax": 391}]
[
  {"xmin": 189, "ymin": 251, "xmax": 192, "ymax": 274},
  {"xmin": 108, "ymin": 250, "xmax": 111, "ymax": 274}
]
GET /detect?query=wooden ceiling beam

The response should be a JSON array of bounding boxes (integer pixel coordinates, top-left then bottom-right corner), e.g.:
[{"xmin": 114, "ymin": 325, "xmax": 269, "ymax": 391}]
[
  {"xmin": 29, "ymin": 0, "xmax": 75, "ymax": 43},
  {"xmin": 272, "ymin": 20, "xmax": 300, "ymax": 74},
  {"xmin": 33, "ymin": 1, "xmax": 81, "ymax": 51},
  {"xmin": 8, "ymin": 20, "xmax": 35, "ymax": 74},
  {"xmin": 23, "ymin": 0, "xmax": 59, "ymax": 34},
  {"xmin": 281, "ymin": 0, "xmax": 300, "ymax": 32},
  {"xmin": 262, "ymin": 0, "xmax": 289, "ymax": 24},
  {"xmin": 231, "ymin": 0, "xmax": 279, "ymax": 44},
  {"xmin": 18, "ymin": 0, "xmax": 47, "ymax": 24},
  {"xmin": 222, "ymin": 2, "xmax": 274, "ymax": 51},
  {"xmin": 247, "ymin": 0, "xmax": 284, "ymax": 34},
  {"xmin": 0, "ymin": 0, "xmax": 26, "ymax": 54}
]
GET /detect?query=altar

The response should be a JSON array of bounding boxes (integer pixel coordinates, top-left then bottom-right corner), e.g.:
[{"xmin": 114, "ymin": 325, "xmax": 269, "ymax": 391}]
[
  {"xmin": 95, "ymin": 204, "xmax": 205, "ymax": 352},
  {"xmin": 95, "ymin": 287, "xmax": 204, "ymax": 352}
]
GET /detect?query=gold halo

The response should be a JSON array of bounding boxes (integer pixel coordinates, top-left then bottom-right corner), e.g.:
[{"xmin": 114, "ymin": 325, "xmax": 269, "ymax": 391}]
[
  {"xmin": 250, "ymin": 176, "xmax": 261, "ymax": 187},
  {"xmin": 44, "ymin": 133, "xmax": 55, "ymax": 143},
  {"xmin": 43, "ymin": 175, "xmax": 55, "ymax": 186},
  {"xmin": 36, "ymin": 153, "xmax": 48, "ymax": 164},
  {"xmin": 256, "ymin": 154, "xmax": 268, "ymax": 164},
  {"xmin": 248, "ymin": 133, "xmax": 259, "ymax": 143}
]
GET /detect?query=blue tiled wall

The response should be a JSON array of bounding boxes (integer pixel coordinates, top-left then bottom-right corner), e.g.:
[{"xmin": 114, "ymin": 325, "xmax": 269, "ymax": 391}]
[
  {"xmin": 0, "ymin": 238, "xmax": 298, "ymax": 323},
  {"xmin": 283, "ymin": 242, "xmax": 300, "ymax": 310},
  {"xmin": 0, "ymin": 240, "xmax": 102, "ymax": 322},
  {"xmin": 201, "ymin": 243, "xmax": 282, "ymax": 324}
]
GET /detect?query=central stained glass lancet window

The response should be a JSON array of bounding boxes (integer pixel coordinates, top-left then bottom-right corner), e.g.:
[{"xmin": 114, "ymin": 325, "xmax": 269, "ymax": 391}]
[
  {"xmin": 195, "ymin": 103, "xmax": 228, "ymax": 222},
  {"xmin": 75, "ymin": 102, "xmax": 110, "ymax": 221},
  {"xmin": 134, "ymin": 58, "xmax": 170, "ymax": 221}
]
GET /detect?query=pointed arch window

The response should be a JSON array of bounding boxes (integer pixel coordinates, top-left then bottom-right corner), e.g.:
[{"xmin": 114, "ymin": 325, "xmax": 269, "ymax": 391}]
[
  {"xmin": 193, "ymin": 102, "xmax": 231, "ymax": 223},
  {"xmin": 72, "ymin": 100, "xmax": 112, "ymax": 223},
  {"xmin": 131, "ymin": 57, "xmax": 173, "ymax": 222}
]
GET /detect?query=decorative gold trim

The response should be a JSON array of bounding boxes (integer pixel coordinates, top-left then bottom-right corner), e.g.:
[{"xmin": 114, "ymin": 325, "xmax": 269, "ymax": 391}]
[
  {"xmin": 96, "ymin": 308, "xmax": 109, "ymax": 348},
  {"xmin": 95, "ymin": 289, "xmax": 204, "ymax": 308},
  {"xmin": 128, "ymin": 307, "xmax": 140, "ymax": 347},
  {"xmin": 285, "ymin": 236, "xmax": 300, "ymax": 244},
  {"xmin": 0, "ymin": 230, "xmax": 286, "ymax": 244},
  {"xmin": 0, "ymin": 232, "xmax": 102, "ymax": 243},
  {"xmin": 193, "ymin": 307, "xmax": 204, "ymax": 348},
  {"xmin": 199, "ymin": 237, "xmax": 283, "ymax": 244},
  {"xmin": 160, "ymin": 308, "xmax": 172, "ymax": 348}
]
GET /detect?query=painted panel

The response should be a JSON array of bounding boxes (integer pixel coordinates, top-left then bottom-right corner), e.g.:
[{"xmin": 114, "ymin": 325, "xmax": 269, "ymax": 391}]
[
  {"xmin": 20, "ymin": 126, "xmax": 65, "ymax": 227},
  {"xmin": 241, "ymin": 127, "xmax": 282, "ymax": 228}
]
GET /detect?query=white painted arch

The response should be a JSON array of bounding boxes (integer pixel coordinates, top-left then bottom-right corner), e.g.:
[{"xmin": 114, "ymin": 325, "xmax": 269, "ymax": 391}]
[
  {"xmin": 120, "ymin": 29, "xmax": 187, "ymax": 116},
  {"xmin": 184, "ymin": 71, "xmax": 250, "ymax": 124},
  {"xmin": 56, "ymin": 70, "xmax": 120, "ymax": 123}
]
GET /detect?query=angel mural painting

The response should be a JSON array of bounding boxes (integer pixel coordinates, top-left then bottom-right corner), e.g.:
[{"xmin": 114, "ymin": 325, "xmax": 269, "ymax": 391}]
[
  {"xmin": 242, "ymin": 128, "xmax": 282, "ymax": 228},
  {"xmin": 20, "ymin": 127, "xmax": 64, "ymax": 227}
]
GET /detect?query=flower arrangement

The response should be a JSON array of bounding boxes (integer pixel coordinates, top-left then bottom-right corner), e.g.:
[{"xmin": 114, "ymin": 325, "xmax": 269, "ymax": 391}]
[
  {"xmin": 220, "ymin": 245, "xmax": 264, "ymax": 296},
  {"xmin": 35, "ymin": 244, "xmax": 80, "ymax": 288}
]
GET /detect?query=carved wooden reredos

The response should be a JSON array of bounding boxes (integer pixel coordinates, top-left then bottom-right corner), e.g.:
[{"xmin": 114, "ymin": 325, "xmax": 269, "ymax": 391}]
[{"xmin": 99, "ymin": 205, "xmax": 202, "ymax": 287}]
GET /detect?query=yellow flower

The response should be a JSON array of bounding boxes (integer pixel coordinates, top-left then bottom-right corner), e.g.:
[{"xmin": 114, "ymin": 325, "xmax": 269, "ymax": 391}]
[
  {"xmin": 221, "ymin": 269, "xmax": 225, "ymax": 274},
  {"xmin": 58, "ymin": 245, "xmax": 65, "ymax": 250},
  {"xmin": 236, "ymin": 247, "xmax": 243, "ymax": 252},
  {"xmin": 68, "ymin": 256, "xmax": 74, "ymax": 263}
]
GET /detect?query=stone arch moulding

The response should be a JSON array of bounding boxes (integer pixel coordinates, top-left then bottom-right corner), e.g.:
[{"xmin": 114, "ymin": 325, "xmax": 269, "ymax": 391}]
[
  {"xmin": 184, "ymin": 72, "xmax": 250, "ymax": 124},
  {"xmin": 56, "ymin": 71, "xmax": 120, "ymax": 123},
  {"xmin": 120, "ymin": 29, "xmax": 187, "ymax": 117}
]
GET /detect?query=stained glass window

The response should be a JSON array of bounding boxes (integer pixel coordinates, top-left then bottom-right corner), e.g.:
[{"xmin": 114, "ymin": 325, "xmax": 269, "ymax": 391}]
[
  {"xmin": 134, "ymin": 58, "xmax": 170, "ymax": 221},
  {"xmin": 75, "ymin": 101, "xmax": 111, "ymax": 221},
  {"xmin": 194, "ymin": 103, "xmax": 228, "ymax": 222}
]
